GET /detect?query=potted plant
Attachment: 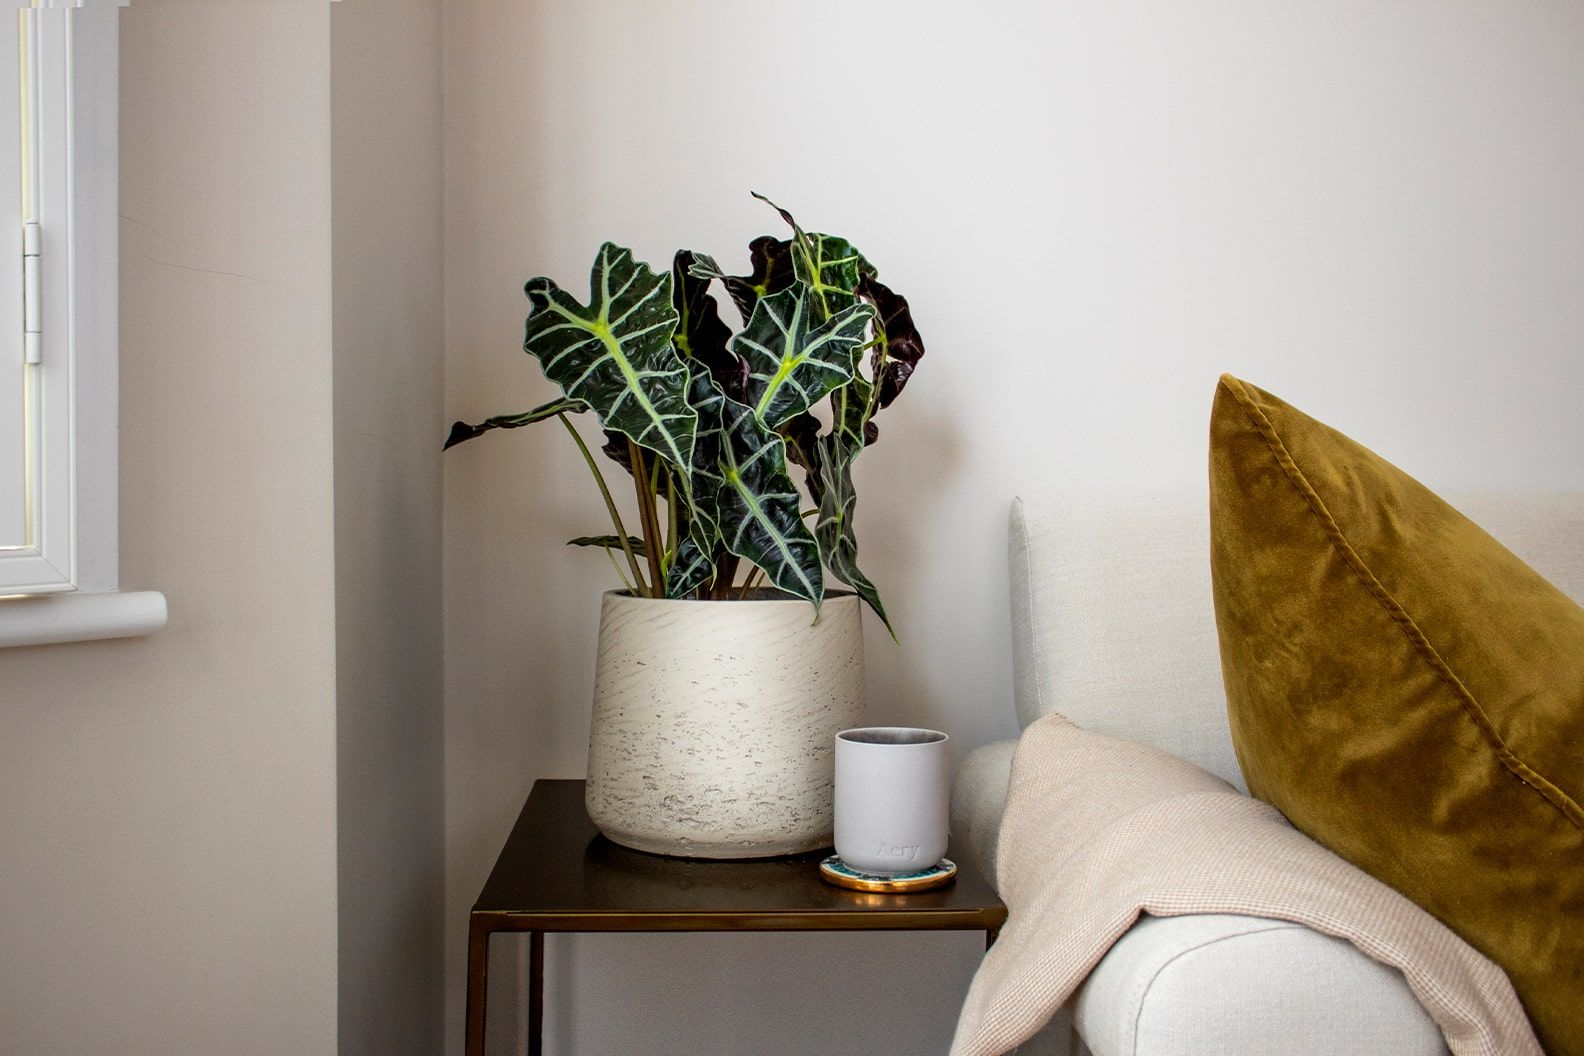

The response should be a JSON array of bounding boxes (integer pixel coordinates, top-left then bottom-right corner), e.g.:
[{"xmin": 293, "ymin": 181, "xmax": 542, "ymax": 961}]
[{"xmin": 446, "ymin": 194, "xmax": 925, "ymax": 857}]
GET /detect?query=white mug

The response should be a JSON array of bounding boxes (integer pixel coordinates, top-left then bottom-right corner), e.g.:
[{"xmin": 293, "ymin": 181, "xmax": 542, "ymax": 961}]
[{"xmin": 834, "ymin": 727, "xmax": 950, "ymax": 875}]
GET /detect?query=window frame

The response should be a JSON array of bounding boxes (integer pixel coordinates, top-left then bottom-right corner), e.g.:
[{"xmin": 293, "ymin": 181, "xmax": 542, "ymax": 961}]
[{"xmin": 0, "ymin": 1, "xmax": 165, "ymax": 647}]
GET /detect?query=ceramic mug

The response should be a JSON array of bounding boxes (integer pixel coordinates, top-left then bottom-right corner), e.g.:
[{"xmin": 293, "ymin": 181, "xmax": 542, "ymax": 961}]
[{"xmin": 834, "ymin": 727, "xmax": 950, "ymax": 875}]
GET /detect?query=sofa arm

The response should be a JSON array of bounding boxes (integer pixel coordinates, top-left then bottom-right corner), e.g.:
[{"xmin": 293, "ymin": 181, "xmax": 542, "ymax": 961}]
[
  {"xmin": 950, "ymin": 739, "xmax": 1018, "ymax": 889},
  {"xmin": 1073, "ymin": 913, "xmax": 1447, "ymax": 1056}
]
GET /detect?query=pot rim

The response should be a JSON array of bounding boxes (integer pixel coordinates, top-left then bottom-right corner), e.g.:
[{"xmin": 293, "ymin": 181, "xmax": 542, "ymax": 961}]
[{"xmin": 602, "ymin": 587, "xmax": 858, "ymax": 605}]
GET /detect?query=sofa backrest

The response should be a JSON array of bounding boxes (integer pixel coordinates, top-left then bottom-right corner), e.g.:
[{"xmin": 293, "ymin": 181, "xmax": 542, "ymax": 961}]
[{"xmin": 1008, "ymin": 492, "xmax": 1584, "ymax": 791}]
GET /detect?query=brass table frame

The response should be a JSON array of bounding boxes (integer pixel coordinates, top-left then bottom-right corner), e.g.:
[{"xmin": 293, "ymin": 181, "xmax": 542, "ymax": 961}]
[{"xmin": 465, "ymin": 780, "xmax": 1007, "ymax": 1056}]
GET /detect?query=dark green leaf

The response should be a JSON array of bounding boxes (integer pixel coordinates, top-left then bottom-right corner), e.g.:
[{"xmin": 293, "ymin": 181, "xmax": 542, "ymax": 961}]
[
  {"xmin": 695, "ymin": 393, "xmax": 824, "ymax": 606},
  {"xmin": 732, "ymin": 285, "xmax": 873, "ymax": 428},
  {"xmin": 830, "ymin": 374, "xmax": 879, "ymax": 459},
  {"xmin": 795, "ymin": 232, "xmax": 871, "ymax": 320},
  {"xmin": 858, "ymin": 275, "xmax": 925, "ymax": 409},
  {"xmin": 751, "ymin": 193, "xmax": 872, "ymax": 321},
  {"xmin": 814, "ymin": 433, "xmax": 891, "ymax": 635},
  {"xmin": 664, "ymin": 532, "xmax": 717, "ymax": 598},
  {"xmin": 524, "ymin": 242, "xmax": 695, "ymax": 479},
  {"xmin": 664, "ymin": 363, "xmax": 727, "ymax": 598},
  {"xmin": 443, "ymin": 396, "xmax": 587, "ymax": 450},
  {"xmin": 568, "ymin": 535, "xmax": 649, "ymax": 558}
]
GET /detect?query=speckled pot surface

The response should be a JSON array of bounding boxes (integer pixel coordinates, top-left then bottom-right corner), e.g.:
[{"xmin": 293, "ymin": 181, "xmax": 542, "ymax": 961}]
[{"xmin": 585, "ymin": 589, "xmax": 865, "ymax": 859}]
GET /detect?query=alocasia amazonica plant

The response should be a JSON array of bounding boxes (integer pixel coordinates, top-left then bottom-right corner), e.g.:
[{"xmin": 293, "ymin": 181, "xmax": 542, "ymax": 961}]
[{"xmin": 445, "ymin": 194, "xmax": 925, "ymax": 633}]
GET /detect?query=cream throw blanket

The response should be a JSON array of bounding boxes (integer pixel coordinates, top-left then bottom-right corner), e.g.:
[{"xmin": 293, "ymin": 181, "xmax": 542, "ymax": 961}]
[{"xmin": 949, "ymin": 714, "xmax": 1540, "ymax": 1056}]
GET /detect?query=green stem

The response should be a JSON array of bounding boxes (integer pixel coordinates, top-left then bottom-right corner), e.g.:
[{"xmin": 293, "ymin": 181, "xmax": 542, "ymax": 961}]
[
  {"xmin": 602, "ymin": 544, "xmax": 634, "ymax": 594},
  {"xmin": 559, "ymin": 414, "xmax": 647, "ymax": 594},
  {"xmin": 665, "ymin": 472, "xmax": 679, "ymax": 568}
]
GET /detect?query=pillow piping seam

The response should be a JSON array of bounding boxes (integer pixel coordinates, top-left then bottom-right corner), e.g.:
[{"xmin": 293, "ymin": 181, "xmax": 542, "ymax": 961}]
[{"xmin": 1223, "ymin": 377, "xmax": 1584, "ymax": 832}]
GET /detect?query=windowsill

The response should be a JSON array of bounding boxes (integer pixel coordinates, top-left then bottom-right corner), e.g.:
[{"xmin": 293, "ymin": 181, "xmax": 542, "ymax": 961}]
[{"xmin": 0, "ymin": 589, "xmax": 167, "ymax": 649}]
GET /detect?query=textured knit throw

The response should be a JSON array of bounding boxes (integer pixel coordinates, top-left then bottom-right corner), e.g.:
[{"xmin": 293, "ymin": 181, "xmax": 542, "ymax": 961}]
[{"xmin": 948, "ymin": 714, "xmax": 1540, "ymax": 1056}]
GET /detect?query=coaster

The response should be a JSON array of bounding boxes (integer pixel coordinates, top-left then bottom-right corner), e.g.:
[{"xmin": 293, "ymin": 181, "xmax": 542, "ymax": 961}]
[{"xmin": 819, "ymin": 855, "xmax": 957, "ymax": 893}]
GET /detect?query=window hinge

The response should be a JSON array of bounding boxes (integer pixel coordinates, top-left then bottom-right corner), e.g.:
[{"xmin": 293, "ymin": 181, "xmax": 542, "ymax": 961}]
[{"xmin": 23, "ymin": 222, "xmax": 41, "ymax": 365}]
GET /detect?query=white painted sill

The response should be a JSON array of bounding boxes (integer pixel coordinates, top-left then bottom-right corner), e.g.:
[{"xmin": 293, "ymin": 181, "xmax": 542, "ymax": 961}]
[{"xmin": 0, "ymin": 590, "xmax": 167, "ymax": 649}]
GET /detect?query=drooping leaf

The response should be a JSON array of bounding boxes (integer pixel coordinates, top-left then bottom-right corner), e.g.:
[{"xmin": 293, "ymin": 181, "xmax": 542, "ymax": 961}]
[
  {"xmin": 524, "ymin": 242, "xmax": 695, "ymax": 480},
  {"xmin": 568, "ymin": 535, "xmax": 649, "ymax": 557},
  {"xmin": 858, "ymin": 275, "xmax": 925, "ymax": 409},
  {"xmin": 814, "ymin": 433, "xmax": 891, "ymax": 635},
  {"xmin": 696, "ymin": 394, "xmax": 824, "ymax": 606},
  {"xmin": 664, "ymin": 531, "xmax": 717, "ymax": 598},
  {"xmin": 830, "ymin": 373, "xmax": 879, "ymax": 459},
  {"xmin": 751, "ymin": 193, "xmax": 872, "ymax": 320},
  {"xmin": 443, "ymin": 396, "xmax": 587, "ymax": 450},
  {"xmin": 814, "ymin": 365, "xmax": 889, "ymax": 629},
  {"xmin": 732, "ymin": 285, "xmax": 873, "ymax": 428}
]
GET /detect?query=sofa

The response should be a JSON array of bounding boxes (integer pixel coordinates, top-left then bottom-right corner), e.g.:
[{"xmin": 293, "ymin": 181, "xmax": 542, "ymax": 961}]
[{"xmin": 951, "ymin": 492, "xmax": 1584, "ymax": 1056}]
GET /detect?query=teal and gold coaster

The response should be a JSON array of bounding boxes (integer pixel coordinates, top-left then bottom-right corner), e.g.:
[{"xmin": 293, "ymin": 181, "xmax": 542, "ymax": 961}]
[{"xmin": 819, "ymin": 855, "xmax": 957, "ymax": 893}]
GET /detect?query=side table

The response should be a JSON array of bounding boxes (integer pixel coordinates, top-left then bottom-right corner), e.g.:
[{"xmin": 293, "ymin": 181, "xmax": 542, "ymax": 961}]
[{"xmin": 466, "ymin": 779, "xmax": 1007, "ymax": 1056}]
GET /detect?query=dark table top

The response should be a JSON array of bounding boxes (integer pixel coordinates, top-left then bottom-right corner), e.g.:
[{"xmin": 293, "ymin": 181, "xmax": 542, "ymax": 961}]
[{"xmin": 472, "ymin": 780, "xmax": 1007, "ymax": 934}]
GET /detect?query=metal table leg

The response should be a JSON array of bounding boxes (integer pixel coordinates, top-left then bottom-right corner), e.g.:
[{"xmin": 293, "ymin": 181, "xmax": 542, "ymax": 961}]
[
  {"xmin": 465, "ymin": 917, "xmax": 491, "ymax": 1056},
  {"xmin": 529, "ymin": 932, "xmax": 544, "ymax": 1056}
]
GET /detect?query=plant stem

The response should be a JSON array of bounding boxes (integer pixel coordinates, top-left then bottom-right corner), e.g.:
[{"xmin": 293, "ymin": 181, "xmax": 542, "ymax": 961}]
[
  {"xmin": 738, "ymin": 566, "xmax": 764, "ymax": 599},
  {"xmin": 712, "ymin": 553, "xmax": 739, "ymax": 600},
  {"xmin": 628, "ymin": 440, "xmax": 666, "ymax": 595},
  {"xmin": 665, "ymin": 471, "xmax": 678, "ymax": 567},
  {"xmin": 602, "ymin": 544, "xmax": 634, "ymax": 594},
  {"xmin": 558, "ymin": 414, "xmax": 647, "ymax": 594}
]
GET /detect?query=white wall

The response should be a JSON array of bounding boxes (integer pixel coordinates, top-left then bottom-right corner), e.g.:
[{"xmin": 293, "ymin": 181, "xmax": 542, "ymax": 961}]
[
  {"xmin": 0, "ymin": 6, "xmax": 340, "ymax": 1055},
  {"xmin": 331, "ymin": 1, "xmax": 446, "ymax": 1054},
  {"xmin": 442, "ymin": 1, "xmax": 1584, "ymax": 1052}
]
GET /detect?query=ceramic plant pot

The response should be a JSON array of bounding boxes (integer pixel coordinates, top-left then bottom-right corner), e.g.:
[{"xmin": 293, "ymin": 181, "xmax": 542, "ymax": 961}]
[{"xmin": 585, "ymin": 589, "xmax": 865, "ymax": 858}]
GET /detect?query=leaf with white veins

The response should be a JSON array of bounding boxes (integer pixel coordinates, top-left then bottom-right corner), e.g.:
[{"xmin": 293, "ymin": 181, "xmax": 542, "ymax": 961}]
[
  {"xmin": 732, "ymin": 284, "xmax": 873, "ymax": 428},
  {"xmin": 814, "ymin": 432, "xmax": 891, "ymax": 634},
  {"xmin": 829, "ymin": 374, "xmax": 878, "ymax": 458},
  {"xmin": 665, "ymin": 363, "xmax": 727, "ymax": 598},
  {"xmin": 751, "ymin": 193, "xmax": 873, "ymax": 320},
  {"xmin": 523, "ymin": 242, "xmax": 695, "ymax": 480},
  {"xmin": 697, "ymin": 395, "xmax": 824, "ymax": 605}
]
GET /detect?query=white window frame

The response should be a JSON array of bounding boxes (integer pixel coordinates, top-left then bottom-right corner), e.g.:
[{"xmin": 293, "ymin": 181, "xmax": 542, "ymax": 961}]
[{"xmin": 0, "ymin": 0, "xmax": 164, "ymax": 647}]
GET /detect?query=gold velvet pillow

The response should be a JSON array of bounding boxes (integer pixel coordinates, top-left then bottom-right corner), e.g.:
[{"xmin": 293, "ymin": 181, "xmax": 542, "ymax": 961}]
[{"xmin": 1209, "ymin": 375, "xmax": 1583, "ymax": 1055}]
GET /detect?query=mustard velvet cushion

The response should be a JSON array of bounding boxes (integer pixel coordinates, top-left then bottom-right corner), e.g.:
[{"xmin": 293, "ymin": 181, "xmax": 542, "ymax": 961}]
[{"xmin": 1208, "ymin": 374, "xmax": 1584, "ymax": 1055}]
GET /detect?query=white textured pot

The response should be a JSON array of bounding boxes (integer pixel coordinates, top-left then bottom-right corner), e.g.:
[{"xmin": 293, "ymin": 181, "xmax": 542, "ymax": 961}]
[{"xmin": 585, "ymin": 589, "xmax": 865, "ymax": 858}]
